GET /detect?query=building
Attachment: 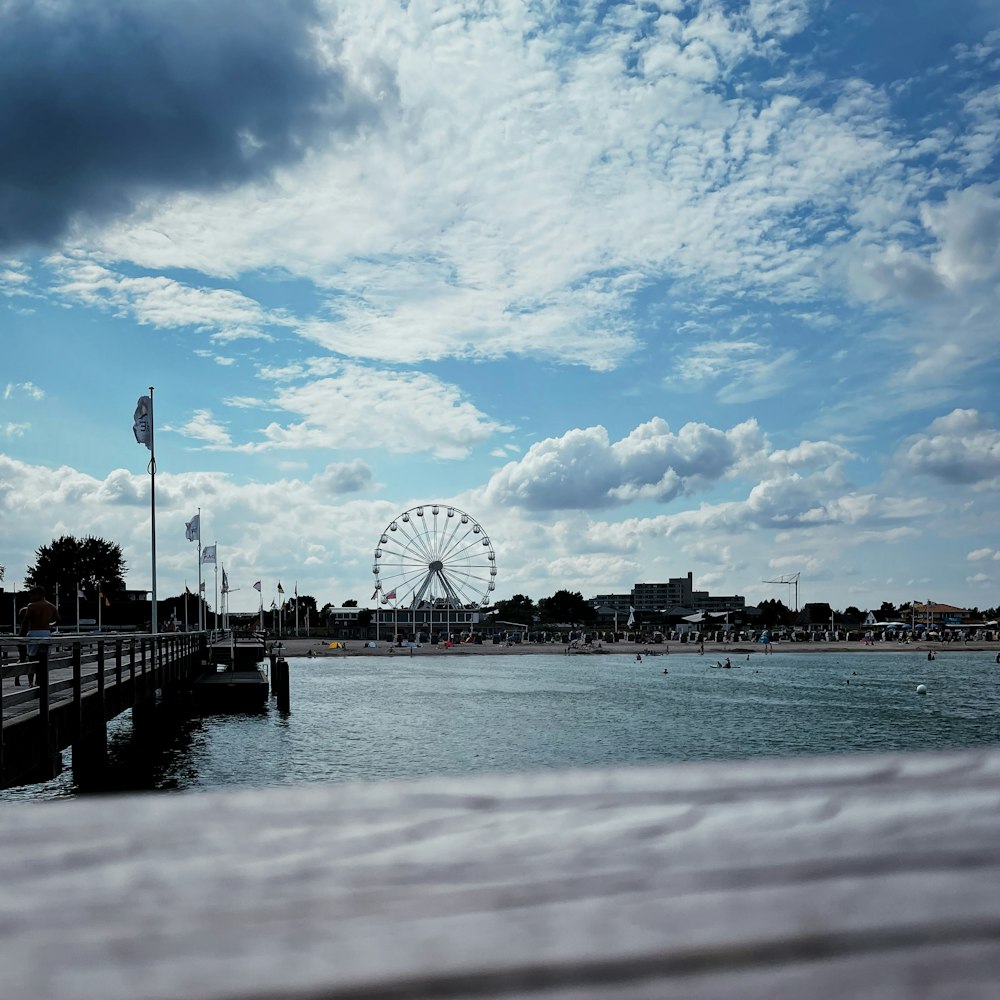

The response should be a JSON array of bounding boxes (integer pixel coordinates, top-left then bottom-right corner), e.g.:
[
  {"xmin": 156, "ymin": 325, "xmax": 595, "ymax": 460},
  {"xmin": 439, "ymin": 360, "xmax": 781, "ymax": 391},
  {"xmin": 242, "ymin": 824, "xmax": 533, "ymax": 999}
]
[
  {"xmin": 909, "ymin": 602, "xmax": 971, "ymax": 626},
  {"xmin": 590, "ymin": 573, "xmax": 746, "ymax": 621},
  {"xmin": 373, "ymin": 603, "xmax": 481, "ymax": 642}
]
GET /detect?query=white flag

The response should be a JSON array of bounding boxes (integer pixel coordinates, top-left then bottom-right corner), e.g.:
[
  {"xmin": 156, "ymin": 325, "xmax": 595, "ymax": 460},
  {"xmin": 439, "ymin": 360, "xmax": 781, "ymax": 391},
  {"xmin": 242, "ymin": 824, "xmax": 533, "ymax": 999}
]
[
  {"xmin": 185, "ymin": 514, "xmax": 200, "ymax": 542},
  {"xmin": 627, "ymin": 605, "xmax": 636, "ymax": 628},
  {"xmin": 133, "ymin": 396, "xmax": 152, "ymax": 449},
  {"xmin": 202, "ymin": 544, "xmax": 217, "ymax": 564}
]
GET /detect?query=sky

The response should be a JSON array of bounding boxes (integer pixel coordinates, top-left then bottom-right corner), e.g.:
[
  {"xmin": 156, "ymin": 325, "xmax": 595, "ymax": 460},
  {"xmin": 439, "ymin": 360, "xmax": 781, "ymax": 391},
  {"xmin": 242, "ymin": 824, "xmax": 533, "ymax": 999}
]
[{"xmin": 2, "ymin": 0, "xmax": 1000, "ymax": 616}]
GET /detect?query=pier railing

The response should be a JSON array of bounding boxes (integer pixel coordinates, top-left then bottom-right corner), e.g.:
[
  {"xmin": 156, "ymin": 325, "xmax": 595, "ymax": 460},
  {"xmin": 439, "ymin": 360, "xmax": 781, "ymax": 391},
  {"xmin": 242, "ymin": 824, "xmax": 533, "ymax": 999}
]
[{"xmin": 1, "ymin": 630, "xmax": 210, "ymax": 788}]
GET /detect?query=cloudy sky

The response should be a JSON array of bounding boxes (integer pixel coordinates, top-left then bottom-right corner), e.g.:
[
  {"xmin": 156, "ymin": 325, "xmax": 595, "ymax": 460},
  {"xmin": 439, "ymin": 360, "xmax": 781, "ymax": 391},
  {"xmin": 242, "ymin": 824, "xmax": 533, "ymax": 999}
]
[{"xmin": 2, "ymin": 0, "xmax": 1000, "ymax": 615}]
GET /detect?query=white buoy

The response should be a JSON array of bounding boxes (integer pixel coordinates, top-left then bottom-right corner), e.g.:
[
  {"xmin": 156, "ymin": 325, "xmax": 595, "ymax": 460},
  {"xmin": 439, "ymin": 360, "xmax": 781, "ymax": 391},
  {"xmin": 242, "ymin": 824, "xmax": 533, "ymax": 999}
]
[{"xmin": 916, "ymin": 684, "xmax": 927, "ymax": 695}]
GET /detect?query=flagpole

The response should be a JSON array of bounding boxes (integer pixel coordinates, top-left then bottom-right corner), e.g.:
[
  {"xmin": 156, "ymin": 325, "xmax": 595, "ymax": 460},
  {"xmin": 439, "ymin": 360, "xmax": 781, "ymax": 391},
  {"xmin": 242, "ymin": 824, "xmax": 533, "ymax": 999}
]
[
  {"xmin": 213, "ymin": 546, "xmax": 218, "ymax": 635},
  {"xmin": 295, "ymin": 583, "xmax": 299, "ymax": 637},
  {"xmin": 184, "ymin": 582, "xmax": 189, "ymax": 633},
  {"xmin": 196, "ymin": 507, "xmax": 203, "ymax": 632},
  {"xmin": 148, "ymin": 387, "xmax": 158, "ymax": 634},
  {"xmin": 76, "ymin": 583, "xmax": 80, "ymax": 631}
]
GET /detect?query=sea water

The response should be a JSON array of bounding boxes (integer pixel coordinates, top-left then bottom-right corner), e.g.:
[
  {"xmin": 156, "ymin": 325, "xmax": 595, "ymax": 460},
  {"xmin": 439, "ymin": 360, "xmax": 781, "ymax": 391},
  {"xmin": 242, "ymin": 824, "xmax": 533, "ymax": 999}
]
[{"xmin": 3, "ymin": 649, "xmax": 998, "ymax": 799}]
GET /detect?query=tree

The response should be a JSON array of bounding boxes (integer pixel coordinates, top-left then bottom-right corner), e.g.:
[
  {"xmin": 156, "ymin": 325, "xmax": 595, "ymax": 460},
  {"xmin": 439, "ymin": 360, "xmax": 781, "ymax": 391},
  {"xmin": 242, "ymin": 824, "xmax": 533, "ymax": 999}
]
[
  {"xmin": 756, "ymin": 598, "xmax": 792, "ymax": 627},
  {"xmin": 283, "ymin": 593, "xmax": 318, "ymax": 621},
  {"xmin": 536, "ymin": 590, "xmax": 597, "ymax": 625},
  {"xmin": 491, "ymin": 594, "xmax": 536, "ymax": 625},
  {"xmin": 342, "ymin": 599, "xmax": 358, "ymax": 607},
  {"xmin": 25, "ymin": 535, "xmax": 127, "ymax": 601},
  {"xmin": 879, "ymin": 601, "xmax": 898, "ymax": 618},
  {"xmin": 356, "ymin": 608, "xmax": 372, "ymax": 628}
]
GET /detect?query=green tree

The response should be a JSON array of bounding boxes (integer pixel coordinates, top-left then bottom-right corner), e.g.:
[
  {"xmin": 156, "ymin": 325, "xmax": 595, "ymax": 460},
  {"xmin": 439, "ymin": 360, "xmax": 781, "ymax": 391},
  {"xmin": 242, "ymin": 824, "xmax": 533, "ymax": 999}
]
[
  {"xmin": 356, "ymin": 608, "xmax": 372, "ymax": 628},
  {"xmin": 491, "ymin": 593, "xmax": 536, "ymax": 625},
  {"xmin": 756, "ymin": 598, "xmax": 791, "ymax": 627},
  {"xmin": 342, "ymin": 598, "xmax": 358, "ymax": 607},
  {"xmin": 25, "ymin": 535, "xmax": 127, "ymax": 601},
  {"xmin": 536, "ymin": 590, "xmax": 597, "ymax": 625},
  {"xmin": 879, "ymin": 601, "xmax": 898, "ymax": 618}
]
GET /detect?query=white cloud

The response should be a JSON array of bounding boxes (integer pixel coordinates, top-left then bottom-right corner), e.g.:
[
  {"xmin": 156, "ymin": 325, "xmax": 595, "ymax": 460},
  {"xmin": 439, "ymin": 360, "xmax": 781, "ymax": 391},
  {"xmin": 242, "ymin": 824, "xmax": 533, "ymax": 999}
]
[
  {"xmin": 79, "ymin": 0, "xmax": 913, "ymax": 372},
  {"xmin": 168, "ymin": 409, "xmax": 233, "ymax": 447},
  {"xmin": 924, "ymin": 183, "xmax": 1000, "ymax": 287},
  {"xmin": 49, "ymin": 255, "xmax": 286, "ymax": 342},
  {"xmin": 238, "ymin": 365, "xmax": 509, "ymax": 460},
  {"xmin": 2, "ymin": 422, "xmax": 29, "ymax": 437},
  {"xmin": 669, "ymin": 340, "xmax": 801, "ymax": 402},
  {"xmin": 485, "ymin": 417, "xmax": 771, "ymax": 510},
  {"xmin": 901, "ymin": 409, "xmax": 1000, "ymax": 485},
  {"xmin": 310, "ymin": 460, "xmax": 373, "ymax": 496},
  {"xmin": 967, "ymin": 548, "xmax": 999, "ymax": 561},
  {"xmin": 4, "ymin": 381, "xmax": 45, "ymax": 400},
  {"xmin": 749, "ymin": 0, "xmax": 812, "ymax": 40}
]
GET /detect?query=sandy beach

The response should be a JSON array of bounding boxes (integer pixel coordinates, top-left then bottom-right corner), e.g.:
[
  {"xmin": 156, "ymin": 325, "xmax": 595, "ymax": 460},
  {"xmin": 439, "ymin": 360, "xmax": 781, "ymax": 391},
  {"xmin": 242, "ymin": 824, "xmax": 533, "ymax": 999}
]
[{"xmin": 262, "ymin": 636, "xmax": 1000, "ymax": 658}]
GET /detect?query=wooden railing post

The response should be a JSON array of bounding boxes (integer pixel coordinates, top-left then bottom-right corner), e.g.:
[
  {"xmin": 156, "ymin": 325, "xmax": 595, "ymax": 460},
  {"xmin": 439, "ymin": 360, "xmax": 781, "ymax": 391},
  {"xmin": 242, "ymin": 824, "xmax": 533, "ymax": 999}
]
[
  {"xmin": 72, "ymin": 641, "xmax": 83, "ymax": 739},
  {"xmin": 96, "ymin": 639, "xmax": 106, "ymax": 715}
]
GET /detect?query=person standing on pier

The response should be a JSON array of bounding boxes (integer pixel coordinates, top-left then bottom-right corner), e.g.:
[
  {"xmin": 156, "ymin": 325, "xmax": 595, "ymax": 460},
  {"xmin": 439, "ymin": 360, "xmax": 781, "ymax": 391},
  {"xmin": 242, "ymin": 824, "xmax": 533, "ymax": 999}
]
[{"xmin": 20, "ymin": 587, "xmax": 60, "ymax": 686}]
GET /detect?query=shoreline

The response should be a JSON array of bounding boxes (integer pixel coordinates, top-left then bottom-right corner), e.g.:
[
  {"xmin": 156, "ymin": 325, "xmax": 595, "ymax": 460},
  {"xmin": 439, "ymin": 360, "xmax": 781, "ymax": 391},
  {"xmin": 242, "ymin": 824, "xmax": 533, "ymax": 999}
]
[{"xmin": 261, "ymin": 636, "xmax": 1000, "ymax": 659}]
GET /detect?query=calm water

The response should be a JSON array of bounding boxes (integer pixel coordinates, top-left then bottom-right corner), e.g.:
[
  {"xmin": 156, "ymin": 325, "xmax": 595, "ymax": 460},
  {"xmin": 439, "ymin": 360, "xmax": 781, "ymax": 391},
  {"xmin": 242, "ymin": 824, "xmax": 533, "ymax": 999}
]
[{"xmin": 4, "ymin": 650, "xmax": 999, "ymax": 799}]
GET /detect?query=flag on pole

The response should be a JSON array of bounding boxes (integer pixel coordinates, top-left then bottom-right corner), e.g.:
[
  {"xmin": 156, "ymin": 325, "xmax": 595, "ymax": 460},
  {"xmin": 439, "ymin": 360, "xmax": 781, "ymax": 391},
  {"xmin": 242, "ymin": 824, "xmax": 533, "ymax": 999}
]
[
  {"xmin": 185, "ymin": 514, "xmax": 200, "ymax": 541},
  {"xmin": 277, "ymin": 581, "xmax": 284, "ymax": 595},
  {"xmin": 385, "ymin": 590, "xmax": 396, "ymax": 600},
  {"xmin": 627, "ymin": 605, "xmax": 636, "ymax": 628},
  {"xmin": 199, "ymin": 582, "xmax": 206, "ymax": 592},
  {"xmin": 371, "ymin": 589, "xmax": 378, "ymax": 600},
  {"xmin": 132, "ymin": 396, "xmax": 152, "ymax": 449},
  {"xmin": 202, "ymin": 544, "xmax": 217, "ymax": 564},
  {"xmin": 253, "ymin": 581, "xmax": 262, "ymax": 592},
  {"xmin": 221, "ymin": 567, "xmax": 229, "ymax": 594},
  {"xmin": 99, "ymin": 590, "xmax": 110, "ymax": 607},
  {"xmin": 77, "ymin": 583, "xmax": 86, "ymax": 598},
  {"xmin": 185, "ymin": 583, "xmax": 191, "ymax": 595}
]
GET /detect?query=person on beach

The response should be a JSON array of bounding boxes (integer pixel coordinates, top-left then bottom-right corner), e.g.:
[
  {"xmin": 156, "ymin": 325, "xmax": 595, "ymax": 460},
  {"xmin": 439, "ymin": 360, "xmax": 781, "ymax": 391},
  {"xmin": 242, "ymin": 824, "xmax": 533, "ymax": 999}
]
[{"xmin": 19, "ymin": 587, "xmax": 60, "ymax": 686}]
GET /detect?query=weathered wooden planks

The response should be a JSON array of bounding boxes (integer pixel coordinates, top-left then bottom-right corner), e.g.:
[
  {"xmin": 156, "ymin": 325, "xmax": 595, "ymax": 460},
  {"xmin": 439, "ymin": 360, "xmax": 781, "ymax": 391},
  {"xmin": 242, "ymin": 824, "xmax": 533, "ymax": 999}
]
[{"xmin": 1, "ymin": 747, "xmax": 998, "ymax": 999}]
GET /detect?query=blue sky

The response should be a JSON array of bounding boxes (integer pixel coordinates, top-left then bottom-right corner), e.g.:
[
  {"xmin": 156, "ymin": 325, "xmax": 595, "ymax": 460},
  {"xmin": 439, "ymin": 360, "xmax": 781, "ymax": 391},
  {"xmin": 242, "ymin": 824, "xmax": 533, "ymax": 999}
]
[{"xmin": 2, "ymin": 0, "xmax": 1000, "ymax": 615}]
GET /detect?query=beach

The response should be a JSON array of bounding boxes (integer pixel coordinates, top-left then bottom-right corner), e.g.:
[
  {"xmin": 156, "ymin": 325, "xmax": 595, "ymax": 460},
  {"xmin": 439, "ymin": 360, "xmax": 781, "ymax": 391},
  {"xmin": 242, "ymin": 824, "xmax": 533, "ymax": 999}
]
[{"xmin": 264, "ymin": 635, "xmax": 1000, "ymax": 658}]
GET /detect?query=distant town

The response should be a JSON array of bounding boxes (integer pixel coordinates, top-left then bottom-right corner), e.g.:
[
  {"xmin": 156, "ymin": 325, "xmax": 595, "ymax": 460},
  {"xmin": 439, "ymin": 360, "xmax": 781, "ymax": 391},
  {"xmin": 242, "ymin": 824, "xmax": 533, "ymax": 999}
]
[{"xmin": 3, "ymin": 567, "xmax": 997, "ymax": 645}]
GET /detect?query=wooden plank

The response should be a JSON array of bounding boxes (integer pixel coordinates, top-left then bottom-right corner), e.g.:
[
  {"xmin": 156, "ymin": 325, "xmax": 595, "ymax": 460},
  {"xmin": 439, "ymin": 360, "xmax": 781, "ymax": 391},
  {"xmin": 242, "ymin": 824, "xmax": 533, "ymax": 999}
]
[{"xmin": 1, "ymin": 748, "xmax": 998, "ymax": 999}]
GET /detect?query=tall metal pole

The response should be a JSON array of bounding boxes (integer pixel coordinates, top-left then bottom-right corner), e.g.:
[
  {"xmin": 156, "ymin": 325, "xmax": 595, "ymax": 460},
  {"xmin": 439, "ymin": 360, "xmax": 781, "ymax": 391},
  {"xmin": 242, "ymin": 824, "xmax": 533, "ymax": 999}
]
[
  {"xmin": 148, "ymin": 387, "xmax": 158, "ymax": 634},
  {"xmin": 196, "ymin": 507, "xmax": 203, "ymax": 632}
]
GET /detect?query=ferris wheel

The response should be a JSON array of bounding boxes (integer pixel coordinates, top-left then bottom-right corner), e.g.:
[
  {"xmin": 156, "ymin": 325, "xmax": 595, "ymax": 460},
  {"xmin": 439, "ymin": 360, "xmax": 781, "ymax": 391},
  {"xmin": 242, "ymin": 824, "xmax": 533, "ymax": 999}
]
[{"xmin": 373, "ymin": 505, "xmax": 496, "ymax": 609}]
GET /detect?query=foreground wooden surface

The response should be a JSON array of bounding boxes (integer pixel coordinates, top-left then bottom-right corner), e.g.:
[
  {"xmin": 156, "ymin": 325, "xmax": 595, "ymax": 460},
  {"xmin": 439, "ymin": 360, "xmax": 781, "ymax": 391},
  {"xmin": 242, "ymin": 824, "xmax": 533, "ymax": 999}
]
[{"xmin": 2, "ymin": 748, "xmax": 999, "ymax": 999}]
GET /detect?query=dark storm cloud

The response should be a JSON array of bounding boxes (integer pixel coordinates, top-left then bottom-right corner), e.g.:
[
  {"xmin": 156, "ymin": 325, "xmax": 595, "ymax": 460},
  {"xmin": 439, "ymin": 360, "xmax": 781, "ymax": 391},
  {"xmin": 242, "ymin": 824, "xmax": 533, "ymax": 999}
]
[{"xmin": 0, "ymin": 0, "xmax": 383, "ymax": 251}]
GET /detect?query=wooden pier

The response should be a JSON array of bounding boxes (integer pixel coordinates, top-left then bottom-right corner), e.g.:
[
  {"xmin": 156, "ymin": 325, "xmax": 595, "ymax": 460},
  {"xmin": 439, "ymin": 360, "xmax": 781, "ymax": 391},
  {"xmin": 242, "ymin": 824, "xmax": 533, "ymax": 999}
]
[
  {"xmin": 1, "ymin": 631, "xmax": 208, "ymax": 788},
  {"xmin": 192, "ymin": 634, "xmax": 271, "ymax": 712},
  {"xmin": 0, "ymin": 746, "xmax": 997, "ymax": 998}
]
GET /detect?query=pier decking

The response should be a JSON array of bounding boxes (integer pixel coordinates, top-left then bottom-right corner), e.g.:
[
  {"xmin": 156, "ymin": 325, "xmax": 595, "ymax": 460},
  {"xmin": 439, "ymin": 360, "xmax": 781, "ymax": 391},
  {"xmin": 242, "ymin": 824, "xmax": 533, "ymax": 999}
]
[{"xmin": 1, "ymin": 746, "xmax": 997, "ymax": 998}]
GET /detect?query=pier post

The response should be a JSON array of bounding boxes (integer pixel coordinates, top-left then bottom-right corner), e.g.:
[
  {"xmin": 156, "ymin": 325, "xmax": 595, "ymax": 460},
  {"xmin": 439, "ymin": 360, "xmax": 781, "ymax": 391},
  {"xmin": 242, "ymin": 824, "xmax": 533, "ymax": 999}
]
[
  {"xmin": 274, "ymin": 658, "xmax": 290, "ymax": 713},
  {"xmin": 72, "ymin": 721, "xmax": 108, "ymax": 789}
]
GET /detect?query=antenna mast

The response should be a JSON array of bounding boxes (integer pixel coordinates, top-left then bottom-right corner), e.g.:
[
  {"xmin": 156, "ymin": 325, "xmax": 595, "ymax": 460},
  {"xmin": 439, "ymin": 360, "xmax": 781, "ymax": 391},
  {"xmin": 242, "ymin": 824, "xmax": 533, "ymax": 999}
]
[{"xmin": 763, "ymin": 572, "xmax": 800, "ymax": 612}]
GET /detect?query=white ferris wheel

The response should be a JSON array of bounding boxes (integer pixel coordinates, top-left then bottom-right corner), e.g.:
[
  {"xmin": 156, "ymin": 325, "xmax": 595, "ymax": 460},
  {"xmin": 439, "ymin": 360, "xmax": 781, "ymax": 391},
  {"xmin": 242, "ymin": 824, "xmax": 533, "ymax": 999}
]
[{"xmin": 373, "ymin": 505, "xmax": 496, "ymax": 609}]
